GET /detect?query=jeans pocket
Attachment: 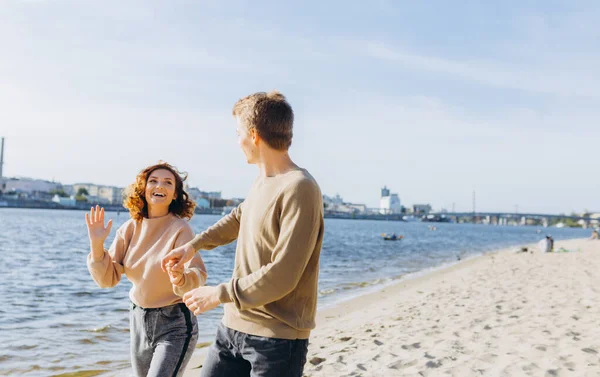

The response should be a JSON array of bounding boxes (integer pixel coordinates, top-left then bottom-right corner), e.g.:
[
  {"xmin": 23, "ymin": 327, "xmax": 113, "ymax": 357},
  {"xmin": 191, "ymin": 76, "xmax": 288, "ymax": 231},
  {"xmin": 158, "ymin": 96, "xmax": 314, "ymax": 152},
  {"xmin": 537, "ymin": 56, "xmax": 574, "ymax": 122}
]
[
  {"xmin": 159, "ymin": 304, "xmax": 185, "ymax": 321},
  {"xmin": 245, "ymin": 334, "xmax": 293, "ymax": 360}
]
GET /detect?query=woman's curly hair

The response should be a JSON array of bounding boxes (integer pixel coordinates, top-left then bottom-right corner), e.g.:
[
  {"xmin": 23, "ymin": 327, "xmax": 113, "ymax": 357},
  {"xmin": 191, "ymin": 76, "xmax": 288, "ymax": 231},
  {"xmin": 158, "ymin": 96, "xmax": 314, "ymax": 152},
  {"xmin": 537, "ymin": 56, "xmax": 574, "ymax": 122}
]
[{"xmin": 123, "ymin": 162, "xmax": 196, "ymax": 221}]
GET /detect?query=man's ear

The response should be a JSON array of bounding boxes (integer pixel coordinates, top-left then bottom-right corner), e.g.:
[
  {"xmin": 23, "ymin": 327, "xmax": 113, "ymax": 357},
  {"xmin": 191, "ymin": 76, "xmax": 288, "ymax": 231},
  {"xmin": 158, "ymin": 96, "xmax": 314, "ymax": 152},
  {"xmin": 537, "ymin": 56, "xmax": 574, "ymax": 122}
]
[{"xmin": 250, "ymin": 128, "xmax": 260, "ymax": 145}]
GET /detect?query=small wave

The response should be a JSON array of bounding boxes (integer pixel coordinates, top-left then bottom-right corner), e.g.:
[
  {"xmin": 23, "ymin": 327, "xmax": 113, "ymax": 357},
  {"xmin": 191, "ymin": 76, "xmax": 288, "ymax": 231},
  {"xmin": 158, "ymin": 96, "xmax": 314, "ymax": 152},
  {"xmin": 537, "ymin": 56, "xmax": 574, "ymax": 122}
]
[
  {"xmin": 50, "ymin": 370, "xmax": 108, "ymax": 377},
  {"xmin": 72, "ymin": 291, "xmax": 94, "ymax": 297},
  {"xmin": 85, "ymin": 325, "xmax": 111, "ymax": 333},
  {"xmin": 196, "ymin": 341, "xmax": 212, "ymax": 348},
  {"xmin": 14, "ymin": 344, "xmax": 38, "ymax": 350},
  {"xmin": 319, "ymin": 288, "xmax": 336, "ymax": 296},
  {"xmin": 341, "ymin": 278, "xmax": 391, "ymax": 290},
  {"xmin": 94, "ymin": 360, "xmax": 112, "ymax": 366}
]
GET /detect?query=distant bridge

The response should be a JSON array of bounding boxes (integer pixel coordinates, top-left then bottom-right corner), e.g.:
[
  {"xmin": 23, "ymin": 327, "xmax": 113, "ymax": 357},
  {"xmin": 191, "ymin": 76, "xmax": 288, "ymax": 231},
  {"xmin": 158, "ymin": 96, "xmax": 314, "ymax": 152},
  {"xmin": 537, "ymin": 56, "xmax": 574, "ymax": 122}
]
[
  {"xmin": 428, "ymin": 212, "xmax": 596, "ymax": 227},
  {"xmin": 430, "ymin": 212, "xmax": 589, "ymax": 221}
]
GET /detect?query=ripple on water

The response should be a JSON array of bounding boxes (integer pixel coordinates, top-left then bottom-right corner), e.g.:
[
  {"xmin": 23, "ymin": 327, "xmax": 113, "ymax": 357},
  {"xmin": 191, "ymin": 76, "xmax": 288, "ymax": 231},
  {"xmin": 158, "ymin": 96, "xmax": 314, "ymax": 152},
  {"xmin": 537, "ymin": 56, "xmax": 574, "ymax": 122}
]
[
  {"xmin": 77, "ymin": 338, "xmax": 97, "ymax": 345},
  {"xmin": 14, "ymin": 344, "xmax": 38, "ymax": 351},
  {"xmin": 83, "ymin": 324, "xmax": 113, "ymax": 333},
  {"xmin": 72, "ymin": 291, "xmax": 94, "ymax": 297}
]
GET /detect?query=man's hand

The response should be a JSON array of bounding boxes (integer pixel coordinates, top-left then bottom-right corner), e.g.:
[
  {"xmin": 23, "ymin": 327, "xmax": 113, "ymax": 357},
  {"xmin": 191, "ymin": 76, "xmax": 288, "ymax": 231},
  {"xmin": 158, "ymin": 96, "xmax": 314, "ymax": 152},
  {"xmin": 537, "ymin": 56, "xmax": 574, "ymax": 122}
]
[
  {"xmin": 183, "ymin": 286, "xmax": 221, "ymax": 315},
  {"xmin": 166, "ymin": 261, "xmax": 185, "ymax": 287},
  {"xmin": 161, "ymin": 242, "xmax": 195, "ymax": 272}
]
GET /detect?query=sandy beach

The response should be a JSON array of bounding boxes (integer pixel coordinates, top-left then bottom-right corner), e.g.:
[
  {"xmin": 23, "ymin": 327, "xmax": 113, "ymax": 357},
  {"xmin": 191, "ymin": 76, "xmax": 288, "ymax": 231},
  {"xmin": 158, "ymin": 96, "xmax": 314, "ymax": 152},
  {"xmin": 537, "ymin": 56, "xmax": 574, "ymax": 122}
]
[{"xmin": 179, "ymin": 238, "xmax": 600, "ymax": 377}]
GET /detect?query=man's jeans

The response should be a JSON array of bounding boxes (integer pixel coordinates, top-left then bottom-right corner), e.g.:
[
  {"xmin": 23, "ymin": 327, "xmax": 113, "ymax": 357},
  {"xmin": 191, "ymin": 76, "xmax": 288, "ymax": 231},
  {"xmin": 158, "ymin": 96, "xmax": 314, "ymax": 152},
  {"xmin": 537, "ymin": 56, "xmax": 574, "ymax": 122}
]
[{"xmin": 201, "ymin": 323, "xmax": 309, "ymax": 377}]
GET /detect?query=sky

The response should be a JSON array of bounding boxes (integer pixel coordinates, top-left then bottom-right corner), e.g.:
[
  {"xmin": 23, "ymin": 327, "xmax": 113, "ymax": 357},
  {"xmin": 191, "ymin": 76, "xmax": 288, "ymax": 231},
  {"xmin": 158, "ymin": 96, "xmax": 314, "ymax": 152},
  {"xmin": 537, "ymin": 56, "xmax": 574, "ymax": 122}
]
[{"xmin": 1, "ymin": 0, "xmax": 598, "ymax": 214}]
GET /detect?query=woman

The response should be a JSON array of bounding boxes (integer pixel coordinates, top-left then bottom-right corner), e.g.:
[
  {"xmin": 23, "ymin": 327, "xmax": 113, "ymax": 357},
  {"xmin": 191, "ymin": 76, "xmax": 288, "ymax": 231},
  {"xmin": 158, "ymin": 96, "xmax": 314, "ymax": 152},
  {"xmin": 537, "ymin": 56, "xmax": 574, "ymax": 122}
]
[{"xmin": 86, "ymin": 162, "xmax": 207, "ymax": 377}]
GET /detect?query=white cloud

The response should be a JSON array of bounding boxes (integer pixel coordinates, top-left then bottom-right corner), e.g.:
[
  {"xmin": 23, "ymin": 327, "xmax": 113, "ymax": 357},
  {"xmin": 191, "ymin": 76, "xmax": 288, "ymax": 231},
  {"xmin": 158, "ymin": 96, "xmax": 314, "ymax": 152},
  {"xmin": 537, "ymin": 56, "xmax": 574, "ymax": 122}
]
[{"xmin": 355, "ymin": 41, "xmax": 600, "ymax": 98}]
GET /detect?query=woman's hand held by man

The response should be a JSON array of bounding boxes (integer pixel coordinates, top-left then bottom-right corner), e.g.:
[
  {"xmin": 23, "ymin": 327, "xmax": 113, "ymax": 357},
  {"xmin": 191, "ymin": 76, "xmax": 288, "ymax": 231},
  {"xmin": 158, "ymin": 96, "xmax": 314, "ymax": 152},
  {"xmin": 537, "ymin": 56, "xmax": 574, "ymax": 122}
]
[{"xmin": 161, "ymin": 242, "xmax": 195, "ymax": 272}]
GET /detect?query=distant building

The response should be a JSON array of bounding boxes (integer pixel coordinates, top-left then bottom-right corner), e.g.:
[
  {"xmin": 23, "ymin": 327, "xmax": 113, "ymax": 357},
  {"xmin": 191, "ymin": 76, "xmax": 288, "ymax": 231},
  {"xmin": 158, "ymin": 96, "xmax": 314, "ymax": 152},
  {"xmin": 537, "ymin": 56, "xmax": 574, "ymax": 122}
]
[
  {"xmin": 2, "ymin": 177, "xmax": 61, "ymax": 194},
  {"xmin": 323, "ymin": 194, "xmax": 344, "ymax": 208},
  {"xmin": 379, "ymin": 186, "xmax": 401, "ymax": 214},
  {"xmin": 229, "ymin": 197, "xmax": 245, "ymax": 206},
  {"xmin": 203, "ymin": 191, "xmax": 222, "ymax": 199},
  {"xmin": 412, "ymin": 204, "xmax": 432, "ymax": 215},
  {"xmin": 71, "ymin": 183, "xmax": 99, "ymax": 196},
  {"xmin": 187, "ymin": 188, "xmax": 223, "ymax": 206},
  {"xmin": 71, "ymin": 183, "xmax": 123, "ymax": 204},
  {"xmin": 188, "ymin": 187, "xmax": 222, "ymax": 200},
  {"xmin": 323, "ymin": 194, "xmax": 366, "ymax": 214},
  {"xmin": 196, "ymin": 197, "xmax": 210, "ymax": 209},
  {"xmin": 52, "ymin": 194, "xmax": 77, "ymax": 207},
  {"xmin": 99, "ymin": 186, "xmax": 123, "ymax": 204},
  {"xmin": 347, "ymin": 203, "xmax": 367, "ymax": 213},
  {"xmin": 381, "ymin": 186, "xmax": 390, "ymax": 197}
]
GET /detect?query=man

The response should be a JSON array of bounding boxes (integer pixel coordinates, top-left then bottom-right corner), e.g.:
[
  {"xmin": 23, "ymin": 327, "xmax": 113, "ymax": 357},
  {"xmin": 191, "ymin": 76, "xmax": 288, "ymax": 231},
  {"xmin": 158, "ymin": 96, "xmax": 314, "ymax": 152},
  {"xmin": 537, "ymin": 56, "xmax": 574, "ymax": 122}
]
[{"xmin": 161, "ymin": 91, "xmax": 324, "ymax": 377}]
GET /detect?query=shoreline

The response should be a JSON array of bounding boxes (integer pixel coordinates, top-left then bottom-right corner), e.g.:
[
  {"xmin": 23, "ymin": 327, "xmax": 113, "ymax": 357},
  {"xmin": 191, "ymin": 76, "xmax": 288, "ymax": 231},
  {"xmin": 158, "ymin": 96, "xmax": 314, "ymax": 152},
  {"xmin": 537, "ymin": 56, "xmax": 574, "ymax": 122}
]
[
  {"xmin": 98, "ymin": 237, "xmax": 598, "ymax": 377},
  {"xmin": 304, "ymin": 237, "xmax": 600, "ymax": 376}
]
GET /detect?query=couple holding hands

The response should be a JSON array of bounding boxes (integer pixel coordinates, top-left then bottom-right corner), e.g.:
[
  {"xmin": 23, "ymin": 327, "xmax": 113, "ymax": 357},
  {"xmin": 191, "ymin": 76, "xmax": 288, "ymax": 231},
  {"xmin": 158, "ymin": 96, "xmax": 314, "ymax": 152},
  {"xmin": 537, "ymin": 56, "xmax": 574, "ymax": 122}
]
[{"xmin": 85, "ymin": 91, "xmax": 324, "ymax": 377}]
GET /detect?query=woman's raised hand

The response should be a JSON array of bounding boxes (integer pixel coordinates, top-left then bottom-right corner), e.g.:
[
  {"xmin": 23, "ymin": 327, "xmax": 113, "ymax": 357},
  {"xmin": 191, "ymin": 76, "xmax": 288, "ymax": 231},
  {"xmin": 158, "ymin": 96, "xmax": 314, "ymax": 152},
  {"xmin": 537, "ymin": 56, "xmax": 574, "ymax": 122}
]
[{"xmin": 85, "ymin": 205, "xmax": 113, "ymax": 246}]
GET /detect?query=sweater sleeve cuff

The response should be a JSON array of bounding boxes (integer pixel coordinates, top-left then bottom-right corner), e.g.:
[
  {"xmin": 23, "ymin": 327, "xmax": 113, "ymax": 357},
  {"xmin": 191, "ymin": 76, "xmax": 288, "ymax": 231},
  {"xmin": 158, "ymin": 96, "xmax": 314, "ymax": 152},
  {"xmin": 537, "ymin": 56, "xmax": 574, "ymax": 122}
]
[
  {"xmin": 190, "ymin": 233, "xmax": 207, "ymax": 251},
  {"xmin": 215, "ymin": 281, "xmax": 234, "ymax": 304},
  {"xmin": 87, "ymin": 250, "xmax": 109, "ymax": 267},
  {"xmin": 173, "ymin": 268, "xmax": 207, "ymax": 297}
]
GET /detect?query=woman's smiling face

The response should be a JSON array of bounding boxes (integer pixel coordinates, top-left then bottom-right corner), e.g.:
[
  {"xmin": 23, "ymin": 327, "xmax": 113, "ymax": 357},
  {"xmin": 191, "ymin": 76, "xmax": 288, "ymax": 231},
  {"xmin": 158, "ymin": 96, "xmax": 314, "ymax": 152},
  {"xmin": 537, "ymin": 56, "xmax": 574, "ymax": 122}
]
[{"xmin": 144, "ymin": 168, "xmax": 176, "ymax": 211}]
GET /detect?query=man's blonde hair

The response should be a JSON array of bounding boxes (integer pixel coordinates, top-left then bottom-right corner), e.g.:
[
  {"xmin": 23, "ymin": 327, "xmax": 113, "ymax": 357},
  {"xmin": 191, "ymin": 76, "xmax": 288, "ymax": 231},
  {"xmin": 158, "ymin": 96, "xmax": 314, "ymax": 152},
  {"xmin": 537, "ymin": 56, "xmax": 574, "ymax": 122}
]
[{"xmin": 232, "ymin": 91, "xmax": 294, "ymax": 151}]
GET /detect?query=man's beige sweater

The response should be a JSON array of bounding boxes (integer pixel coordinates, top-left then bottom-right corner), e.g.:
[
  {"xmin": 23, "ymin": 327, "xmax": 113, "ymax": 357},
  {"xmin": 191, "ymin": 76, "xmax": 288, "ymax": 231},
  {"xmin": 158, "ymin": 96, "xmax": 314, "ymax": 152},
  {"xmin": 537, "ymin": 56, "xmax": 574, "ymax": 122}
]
[{"xmin": 191, "ymin": 169, "xmax": 324, "ymax": 339}]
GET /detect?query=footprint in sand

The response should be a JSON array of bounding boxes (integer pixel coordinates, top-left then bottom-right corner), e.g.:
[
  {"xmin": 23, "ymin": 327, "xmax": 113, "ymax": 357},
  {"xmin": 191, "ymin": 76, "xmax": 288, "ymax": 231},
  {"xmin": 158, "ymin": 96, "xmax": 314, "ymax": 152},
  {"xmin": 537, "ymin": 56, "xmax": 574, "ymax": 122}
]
[
  {"xmin": 479, "ymin": 354, "xmax": 498, "ymax": 364},
  {"xmin": 388, "ymin": 359, "xmax": 417, "ymax": 370},
  {"xmin": 425, "ymin": 360, "xmax": 442, "ymax": 368},
  {"xmin": 401, "ymin": 342, "xmax": 421, "ymax": 350},
  {"xmin": 522, "ymin": 362, "xmax": 539, "ymax": 373},
  {"xmin": 564, "ymin": 361, "xmax": 575, "ymax": 371}
]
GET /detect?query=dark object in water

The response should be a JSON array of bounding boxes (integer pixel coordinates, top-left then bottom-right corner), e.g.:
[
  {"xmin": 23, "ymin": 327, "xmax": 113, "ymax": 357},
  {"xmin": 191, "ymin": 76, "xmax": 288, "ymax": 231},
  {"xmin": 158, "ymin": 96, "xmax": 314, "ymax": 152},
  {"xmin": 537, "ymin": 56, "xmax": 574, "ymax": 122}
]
[{"xmin": 382, "ymin": 233, "xmax": 403, "ymax": 241}]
